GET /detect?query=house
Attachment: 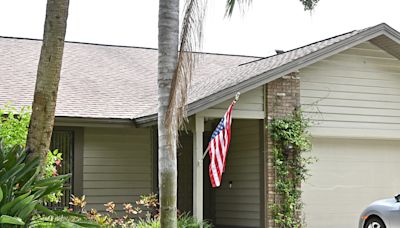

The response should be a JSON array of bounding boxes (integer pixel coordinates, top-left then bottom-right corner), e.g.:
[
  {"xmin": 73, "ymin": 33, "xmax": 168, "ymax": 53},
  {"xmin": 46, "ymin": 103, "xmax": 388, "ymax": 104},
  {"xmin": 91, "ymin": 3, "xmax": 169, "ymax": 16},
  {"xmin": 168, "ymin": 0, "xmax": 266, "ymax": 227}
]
[{"xmin": 0, "ymin": 23, "xmax": 400, "ymax": 228}]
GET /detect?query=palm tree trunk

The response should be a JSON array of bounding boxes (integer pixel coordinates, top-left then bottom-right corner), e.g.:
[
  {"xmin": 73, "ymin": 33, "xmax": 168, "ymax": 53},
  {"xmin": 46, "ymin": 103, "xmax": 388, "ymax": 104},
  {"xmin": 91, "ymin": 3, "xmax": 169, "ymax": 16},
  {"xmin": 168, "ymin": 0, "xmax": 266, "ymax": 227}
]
[
  {"xmin": 26, "ymin": 0, "xmax": 70, "ymax": 165},
  {"xmin": 158, "ymin": 0, "xmax": 179, "ymax": 227}
]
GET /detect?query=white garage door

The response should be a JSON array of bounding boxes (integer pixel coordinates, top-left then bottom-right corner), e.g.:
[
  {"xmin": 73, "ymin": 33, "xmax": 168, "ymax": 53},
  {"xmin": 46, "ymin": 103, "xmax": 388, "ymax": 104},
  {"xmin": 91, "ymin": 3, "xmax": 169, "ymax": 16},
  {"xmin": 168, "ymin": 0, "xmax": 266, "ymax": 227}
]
[{"xmin": 302, "ymin": 138, "xmax": 400, "ymax": 228}]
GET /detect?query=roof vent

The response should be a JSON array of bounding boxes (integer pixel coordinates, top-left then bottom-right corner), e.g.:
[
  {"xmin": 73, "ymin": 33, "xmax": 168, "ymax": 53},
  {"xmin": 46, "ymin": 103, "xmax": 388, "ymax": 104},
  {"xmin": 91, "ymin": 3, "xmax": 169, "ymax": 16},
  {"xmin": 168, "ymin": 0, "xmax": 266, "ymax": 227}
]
[{"xmin": 275, "ymin": 49, "xmax": 285, "ymax": 54}]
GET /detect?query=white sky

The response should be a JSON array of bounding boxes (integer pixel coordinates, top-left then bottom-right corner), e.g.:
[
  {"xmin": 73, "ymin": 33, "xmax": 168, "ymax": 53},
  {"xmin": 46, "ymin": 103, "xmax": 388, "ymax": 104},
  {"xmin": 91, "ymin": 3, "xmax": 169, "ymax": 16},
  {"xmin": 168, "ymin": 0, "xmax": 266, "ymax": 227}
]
[{"xmin": 0, "ymin": 0, "xmax": 399, "ymax": 57}]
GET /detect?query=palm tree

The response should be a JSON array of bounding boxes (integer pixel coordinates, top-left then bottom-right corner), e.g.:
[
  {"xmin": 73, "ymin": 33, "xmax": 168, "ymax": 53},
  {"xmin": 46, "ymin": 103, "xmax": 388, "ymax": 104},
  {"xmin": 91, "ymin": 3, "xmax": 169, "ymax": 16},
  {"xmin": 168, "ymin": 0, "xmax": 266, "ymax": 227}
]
[
  {"xmin": 158, "ymin": 0, "xmax": 205, "ymax": 226},
  {"xmin": 157, "ymin": 0, "xmax": 179, "ymax": 226},
  {"xmin": 26, "ymin": 0, "xmax": 70, "ymax": 165},
  {"xmin": 225, "ymin": 0, "xmax": 319, "ymax": 16}
]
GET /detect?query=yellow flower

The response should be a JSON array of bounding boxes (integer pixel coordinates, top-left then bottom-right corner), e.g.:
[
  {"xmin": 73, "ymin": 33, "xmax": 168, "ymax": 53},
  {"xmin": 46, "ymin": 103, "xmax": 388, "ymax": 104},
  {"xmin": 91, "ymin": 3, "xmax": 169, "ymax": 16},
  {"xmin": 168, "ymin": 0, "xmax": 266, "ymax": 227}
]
[
  {"xmin": 104, "ymin": 201, "xmax": 116, "ymax": 213},
  {"xmin": 123, "ymin": 203, "xmax": 135, "ymax": 214},
  {"xmin": 69, "ymin": 195, "xmax": 87, "ymax": 208}
]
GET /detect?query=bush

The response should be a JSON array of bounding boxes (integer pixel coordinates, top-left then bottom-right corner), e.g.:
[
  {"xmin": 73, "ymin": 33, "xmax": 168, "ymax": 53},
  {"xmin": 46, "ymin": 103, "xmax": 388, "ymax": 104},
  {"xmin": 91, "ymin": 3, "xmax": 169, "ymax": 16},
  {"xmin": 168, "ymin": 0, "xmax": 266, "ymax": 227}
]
[
  {"xmin": 135, "ymin": 213, "xmax": 212, "ymax": 228},
  {"xmin": 30, "ymin": 213, "xmax": 100, "ymax": 228},
  {"xmin": 67, "ymin": 194, "xmax": 212, "ymax": 228},
  {"xmin": 0, "ymin": 105, "xmax": 64, "ymax": 204},
  {"xmin": 0, "ymin": 105, "xmax": 30, "ymax": 152},
  {"xmin": 0, "ymin": 144, "xmax": 70, "ymax": 227}
]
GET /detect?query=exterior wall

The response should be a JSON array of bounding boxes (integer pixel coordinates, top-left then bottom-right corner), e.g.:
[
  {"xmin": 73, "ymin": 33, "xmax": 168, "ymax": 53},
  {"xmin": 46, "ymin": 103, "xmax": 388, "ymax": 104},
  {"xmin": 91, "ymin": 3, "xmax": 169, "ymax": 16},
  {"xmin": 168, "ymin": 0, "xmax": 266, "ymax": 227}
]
[
  {"xmin": 198, "ymin": 86, "xmax": 264, "ymax": 119},
  {"xmin": 83, "ymin": 127, "xmax": 153, "ymax": 213},
  {"xmin": 214, "ymin": 119, "xmax": 261, "ymax": 227},
  {"xmin": 300, "ymin": 41, "xmax": 400, "ymax": 139},
  {"xmin": 265, "ymin": 75, "xmax": 300, "ymax": 228}
]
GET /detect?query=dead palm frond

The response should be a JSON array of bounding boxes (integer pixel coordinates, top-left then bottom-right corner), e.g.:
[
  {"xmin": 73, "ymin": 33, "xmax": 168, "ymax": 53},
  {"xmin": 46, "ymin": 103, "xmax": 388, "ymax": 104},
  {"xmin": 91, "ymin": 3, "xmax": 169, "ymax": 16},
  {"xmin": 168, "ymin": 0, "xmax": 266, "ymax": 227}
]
[
  {"xmin": 164, "ymin": 0, "xmax": 207, "ymax": 135},
  {"xmin": 225, "ymin": 0, "xmax": 252, "ymax": 17}
]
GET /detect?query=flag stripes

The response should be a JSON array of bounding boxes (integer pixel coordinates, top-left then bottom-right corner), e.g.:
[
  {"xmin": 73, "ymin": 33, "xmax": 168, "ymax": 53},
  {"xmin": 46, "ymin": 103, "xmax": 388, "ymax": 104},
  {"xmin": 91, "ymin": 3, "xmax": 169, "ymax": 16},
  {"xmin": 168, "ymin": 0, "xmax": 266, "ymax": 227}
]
[{"xmin": 208, "ymin": 99, "xmax": 235, "ymax": 188}]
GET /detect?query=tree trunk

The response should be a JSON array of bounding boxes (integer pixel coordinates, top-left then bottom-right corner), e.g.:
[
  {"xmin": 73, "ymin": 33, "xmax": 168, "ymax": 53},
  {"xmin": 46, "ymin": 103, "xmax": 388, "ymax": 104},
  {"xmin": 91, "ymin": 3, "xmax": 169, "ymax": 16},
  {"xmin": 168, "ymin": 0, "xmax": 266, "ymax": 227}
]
[
  {"xmin": 158, "ymin": 0, "xmax": 179, "ymax": 227},
  {"xmin": 26, "ymin": 0, "xmax": 70, "ymax": 165}
]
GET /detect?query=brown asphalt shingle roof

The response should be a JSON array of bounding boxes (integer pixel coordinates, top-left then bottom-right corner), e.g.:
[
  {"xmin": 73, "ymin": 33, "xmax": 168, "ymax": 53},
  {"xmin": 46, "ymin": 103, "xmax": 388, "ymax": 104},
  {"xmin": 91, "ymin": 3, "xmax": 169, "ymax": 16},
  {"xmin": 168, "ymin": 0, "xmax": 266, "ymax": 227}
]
[
  {"xmin": 0, "ymin": 38, "xmax": 257, "ymax": 119},
  {"xmin": 1, "ymin": 23, "xmax": 396, "ymax": 122}
]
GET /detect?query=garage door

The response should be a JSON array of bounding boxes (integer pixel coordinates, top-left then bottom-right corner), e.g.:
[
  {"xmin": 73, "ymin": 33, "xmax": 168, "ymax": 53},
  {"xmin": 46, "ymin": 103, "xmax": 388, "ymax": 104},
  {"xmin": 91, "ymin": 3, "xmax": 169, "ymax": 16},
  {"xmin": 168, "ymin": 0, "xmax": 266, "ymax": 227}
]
[{"xmin": 302, "ymin": 138, "xmax": 400, "ymax": 228}]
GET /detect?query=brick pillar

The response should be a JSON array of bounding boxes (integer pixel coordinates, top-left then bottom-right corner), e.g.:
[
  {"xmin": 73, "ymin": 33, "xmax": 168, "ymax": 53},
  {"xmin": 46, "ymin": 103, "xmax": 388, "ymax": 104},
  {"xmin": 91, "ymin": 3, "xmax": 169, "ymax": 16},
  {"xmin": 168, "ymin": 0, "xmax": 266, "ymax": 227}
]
[{"xmin": 265, "ymin": 73, "xmax": 300, "ymax": 227}]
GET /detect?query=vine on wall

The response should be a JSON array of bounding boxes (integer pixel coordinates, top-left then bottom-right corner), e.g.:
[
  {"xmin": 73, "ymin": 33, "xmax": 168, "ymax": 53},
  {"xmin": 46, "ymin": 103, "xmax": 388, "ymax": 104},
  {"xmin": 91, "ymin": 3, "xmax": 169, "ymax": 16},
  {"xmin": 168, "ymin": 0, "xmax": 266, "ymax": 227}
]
[{"xmin": 268, "ymin": 110, "xmax": 315, "ymax": 228}]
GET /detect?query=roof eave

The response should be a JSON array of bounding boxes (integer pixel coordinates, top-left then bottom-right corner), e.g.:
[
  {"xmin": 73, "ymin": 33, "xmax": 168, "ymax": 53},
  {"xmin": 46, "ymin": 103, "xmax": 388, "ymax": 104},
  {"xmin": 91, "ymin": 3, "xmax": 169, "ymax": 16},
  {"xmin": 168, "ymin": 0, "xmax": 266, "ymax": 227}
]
[{"xmin": 56, "ymin": 116, "xmax": 136, "ymax": 128}]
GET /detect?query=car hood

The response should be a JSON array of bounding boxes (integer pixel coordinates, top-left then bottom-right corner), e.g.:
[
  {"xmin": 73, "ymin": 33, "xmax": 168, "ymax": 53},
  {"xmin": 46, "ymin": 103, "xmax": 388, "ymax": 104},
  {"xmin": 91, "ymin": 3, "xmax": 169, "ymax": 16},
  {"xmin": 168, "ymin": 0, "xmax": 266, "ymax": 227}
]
[{"xmin": 370, "ymin": 198, "xmax": 397, "ymax": 207}]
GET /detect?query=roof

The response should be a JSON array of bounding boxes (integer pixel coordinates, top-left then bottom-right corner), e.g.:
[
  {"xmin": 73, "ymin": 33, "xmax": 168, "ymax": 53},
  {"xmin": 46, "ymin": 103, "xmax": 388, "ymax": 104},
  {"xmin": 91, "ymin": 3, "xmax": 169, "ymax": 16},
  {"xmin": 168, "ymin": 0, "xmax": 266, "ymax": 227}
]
[
  {"xmin": 1, "ymin": 23, "xmax": 399, "ymax": 126},
  {"xmin": 137, "ymin": 23, "xmax": 400, "ymax": 125},
  {"xmin": 0, "ymin": 38, "xmax": 258, "ymax": 120}
]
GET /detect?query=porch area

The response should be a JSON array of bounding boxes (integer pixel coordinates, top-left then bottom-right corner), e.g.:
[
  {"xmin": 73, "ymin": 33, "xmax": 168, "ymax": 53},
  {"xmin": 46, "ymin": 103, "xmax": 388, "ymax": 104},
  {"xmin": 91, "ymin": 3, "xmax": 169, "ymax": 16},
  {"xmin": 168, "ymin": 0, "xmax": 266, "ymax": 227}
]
[{"xmin": 177, "ymin": 118, "xmax": 265, "ymax": 228}]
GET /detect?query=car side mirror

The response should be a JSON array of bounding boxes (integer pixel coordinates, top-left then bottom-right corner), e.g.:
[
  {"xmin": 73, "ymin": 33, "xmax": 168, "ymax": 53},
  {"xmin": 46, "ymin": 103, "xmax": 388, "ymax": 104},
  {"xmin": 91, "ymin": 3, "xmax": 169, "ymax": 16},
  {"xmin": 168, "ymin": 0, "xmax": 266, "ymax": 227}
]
[{"xmin": 395, "ymin": 194, "xmax": 400, "ymax": 202}]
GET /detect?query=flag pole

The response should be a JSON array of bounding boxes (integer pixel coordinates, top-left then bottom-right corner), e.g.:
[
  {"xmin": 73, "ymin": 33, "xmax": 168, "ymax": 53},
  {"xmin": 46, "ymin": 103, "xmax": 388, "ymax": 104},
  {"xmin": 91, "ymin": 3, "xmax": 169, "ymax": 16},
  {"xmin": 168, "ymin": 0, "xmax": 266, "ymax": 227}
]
[
  {"xmin": 200, "ymin": 92, "xmax": 240, "ymax": 162},
  {"xmin": 202, "ymin": 147, "xmax": 210, "ymax": 160}
]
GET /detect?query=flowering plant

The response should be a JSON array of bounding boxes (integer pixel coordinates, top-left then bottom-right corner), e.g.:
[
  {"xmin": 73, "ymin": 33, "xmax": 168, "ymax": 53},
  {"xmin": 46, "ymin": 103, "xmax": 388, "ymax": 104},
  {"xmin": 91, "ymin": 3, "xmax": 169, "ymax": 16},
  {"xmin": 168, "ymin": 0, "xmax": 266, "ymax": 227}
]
[{"xmin": 43, "ymin": 149, "xmax": 64, "ymax": 203}]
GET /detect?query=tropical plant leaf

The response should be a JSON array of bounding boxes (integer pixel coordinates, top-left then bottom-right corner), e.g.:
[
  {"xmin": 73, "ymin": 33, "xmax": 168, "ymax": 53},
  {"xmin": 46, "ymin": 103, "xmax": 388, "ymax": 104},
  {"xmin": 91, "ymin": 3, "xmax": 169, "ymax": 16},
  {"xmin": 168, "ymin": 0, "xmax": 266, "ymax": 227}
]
[
  {"xmin": 17, "ymin": 200, "xmax": 38, "ymax": 221},
  {"xmin": 33, "ymin": 183, "xmax": 64, "ymax": 200},
  {"xmin": 34, "ymin": 174, "xmax": 71, "ymax": 187},
  {"xmin": 0, "ymin": 163, "xmax": 25, "ymax": 185},
  {"xmin": 57, "ymin": 221, "xmax": 84, "ymax": 228},
  {"xmin": 0, "ymin": 215, "xmax": 25, "ymax": 225},
  {"xmin": 10, "ymin": 194, "xmax": 35, "ymax": 215},
  {"xmin": 0, "ymin": 186, "xmax": 3, "ymax": 202},
  {"xmin": 35, "ymin": 203, "xmax": 56, "ymax": 216},
  {"xmin": 73, "ymin": 221, "xmax": 102, "ymax": 227},
  {"xmin": 0, "ymin": 191, "xmax": 31, "ymax": 214},
  {"xmin": 4, "ymin": 146, "xmax": 21, "ymax": 169},
  {"xmin": 19, "ymin": 167, "xmax": 40, "ymax": 192},
  {"xmin": 14, "ymin": 156, "xmax": 40, "ymax": 182}
]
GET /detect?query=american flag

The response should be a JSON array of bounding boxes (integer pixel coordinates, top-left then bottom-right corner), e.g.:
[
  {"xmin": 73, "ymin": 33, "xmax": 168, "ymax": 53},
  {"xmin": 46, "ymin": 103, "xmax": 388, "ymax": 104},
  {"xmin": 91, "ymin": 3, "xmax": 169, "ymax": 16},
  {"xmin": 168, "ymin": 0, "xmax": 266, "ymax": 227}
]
[{"xmin": 208, "ymin": 98, "xmax": 237, "ymax": 188}]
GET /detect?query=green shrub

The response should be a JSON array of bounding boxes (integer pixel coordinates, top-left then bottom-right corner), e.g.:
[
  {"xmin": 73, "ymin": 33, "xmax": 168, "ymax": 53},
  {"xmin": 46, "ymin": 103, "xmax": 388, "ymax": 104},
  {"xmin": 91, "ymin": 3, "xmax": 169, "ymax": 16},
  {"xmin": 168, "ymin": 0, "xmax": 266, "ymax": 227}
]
[
  {"xmin": 66, "ymin": 193, "xmax": 212, "ymax": 228},
  {"xmin": 133, "ymin": 213, "xmax": 212, "ymax": 228},
  {"xmin": 30, "ymin": 214, "xmax": 100, "ymax": 228},
  {"xmin": 0, "ymin": 105, "xmax": 30, "ymax": 152},
  {"xmin": 0, "ymin": 144, "xmax": 70, "ymax": 227},
  {"xmin": 0, "ymin": 105, "xmax": 64, "ymax": 204}
]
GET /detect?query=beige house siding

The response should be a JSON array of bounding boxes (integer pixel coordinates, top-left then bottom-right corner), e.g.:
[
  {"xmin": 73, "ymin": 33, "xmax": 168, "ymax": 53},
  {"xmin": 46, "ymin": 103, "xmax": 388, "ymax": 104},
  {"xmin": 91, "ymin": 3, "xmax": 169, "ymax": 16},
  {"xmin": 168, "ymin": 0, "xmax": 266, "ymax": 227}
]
[
  {"xmin": 83, "ymin": 127, "xmax": 153, "ymax": 212},
  {"xmin": 300, "ymin": 41, "xmax": 400, "ymax": 139},
  {"xmin": 215, "ymin": 119, "xmax": 261, "ymax": 227},
  {"xmin": 198, "ymin": 86, "xmax": 265, "ymax": 119}
]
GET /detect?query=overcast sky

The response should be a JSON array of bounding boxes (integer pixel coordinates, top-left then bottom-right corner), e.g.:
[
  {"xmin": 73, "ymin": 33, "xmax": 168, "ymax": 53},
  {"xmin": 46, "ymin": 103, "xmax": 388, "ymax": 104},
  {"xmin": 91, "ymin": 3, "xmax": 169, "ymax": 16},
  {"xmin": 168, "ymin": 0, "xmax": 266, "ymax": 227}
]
[{"xmin": 0, "ymin": 0, "xmax": 399, "ymax": 57}]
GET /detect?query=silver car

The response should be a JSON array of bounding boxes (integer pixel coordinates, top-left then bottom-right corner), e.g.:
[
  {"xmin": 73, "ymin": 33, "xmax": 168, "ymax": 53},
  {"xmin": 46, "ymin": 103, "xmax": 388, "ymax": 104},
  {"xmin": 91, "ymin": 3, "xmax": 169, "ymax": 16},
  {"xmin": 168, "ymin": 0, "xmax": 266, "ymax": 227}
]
[{"xmin": 359, "ymin": 194, "xmax": 400, "ymax": 228}]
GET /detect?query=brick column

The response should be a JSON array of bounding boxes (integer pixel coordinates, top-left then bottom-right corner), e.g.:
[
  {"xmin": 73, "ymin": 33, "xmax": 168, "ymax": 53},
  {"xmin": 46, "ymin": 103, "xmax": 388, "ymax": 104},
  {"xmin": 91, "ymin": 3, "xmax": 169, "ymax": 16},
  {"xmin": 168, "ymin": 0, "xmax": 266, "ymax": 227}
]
[{"xmin": 265, "ymin": 73, "xmax": 300, "ymax": 227}]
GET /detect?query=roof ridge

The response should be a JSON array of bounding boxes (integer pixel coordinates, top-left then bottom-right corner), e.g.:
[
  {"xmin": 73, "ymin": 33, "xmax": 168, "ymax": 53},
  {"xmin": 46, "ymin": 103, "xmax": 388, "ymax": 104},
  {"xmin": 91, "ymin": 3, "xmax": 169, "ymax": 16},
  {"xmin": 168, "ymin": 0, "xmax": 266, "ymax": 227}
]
[
  {"xmin": 0, "ymin": 35, "xmax": 261, "ymax": 59},
  {"xmin": 238, "ymin": 29, "xmax": 358, "ymax": 66},
  {"xmin": 237, "ymin": 23, "xmax": 392, "ymax": 67}
]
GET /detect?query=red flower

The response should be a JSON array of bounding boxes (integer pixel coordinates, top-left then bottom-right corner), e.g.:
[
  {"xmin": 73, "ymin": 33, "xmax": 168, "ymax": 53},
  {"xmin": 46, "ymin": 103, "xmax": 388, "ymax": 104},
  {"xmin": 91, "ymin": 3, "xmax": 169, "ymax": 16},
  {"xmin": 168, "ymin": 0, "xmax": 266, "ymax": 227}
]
[
  {"xmin": 52, "ymin": 169, "xmax": 58, "ymax": 176},
  {"xmin": 55, "ymin": 159, "xmax": 61, "ymax": 166}
]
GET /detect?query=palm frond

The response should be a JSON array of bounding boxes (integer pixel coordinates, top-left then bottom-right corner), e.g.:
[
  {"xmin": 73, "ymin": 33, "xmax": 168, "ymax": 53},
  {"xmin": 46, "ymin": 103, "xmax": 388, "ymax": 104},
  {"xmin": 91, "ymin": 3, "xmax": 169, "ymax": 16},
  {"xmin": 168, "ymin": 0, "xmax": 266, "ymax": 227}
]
[
  {"xmin": 225, "ymin": 0, "xmax": 252, "ymax": 17},
  {"xmin": 225, "ymin": 0, "xmax": 319, "ymax": 17},
  {"xmin": 164, "ymin": 0, "xmax": 207, "ymax": 134},
  {"xmin": 299, "ymin": 0, "xmax": 319, "ymax": 11}
]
